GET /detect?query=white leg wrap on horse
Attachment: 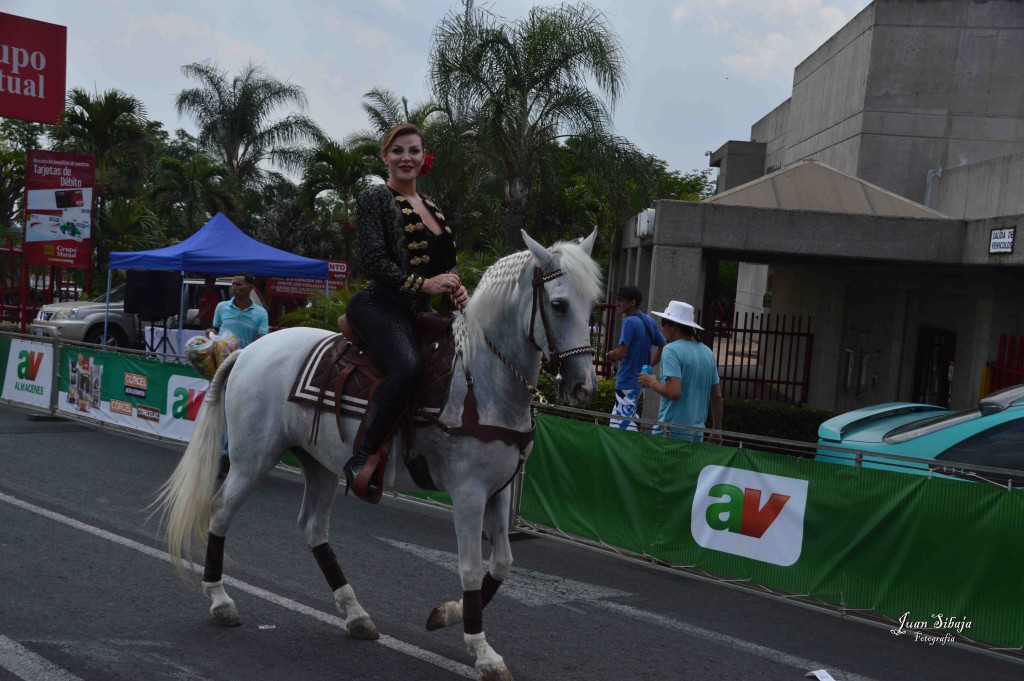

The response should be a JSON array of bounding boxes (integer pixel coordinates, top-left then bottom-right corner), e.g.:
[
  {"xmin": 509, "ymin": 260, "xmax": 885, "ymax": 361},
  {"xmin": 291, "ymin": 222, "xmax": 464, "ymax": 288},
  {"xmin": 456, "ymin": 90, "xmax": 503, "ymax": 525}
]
[
  {"xmin": 334, "ymin": 585, "xmax": 379, "ymax": 640},
  {"xmin": 202, "ymin": 580, "xmax": 241, "ymax": 626},
  {"xmin": 465, "ymin": 632, "xmax": 504, "ymax": 668}
]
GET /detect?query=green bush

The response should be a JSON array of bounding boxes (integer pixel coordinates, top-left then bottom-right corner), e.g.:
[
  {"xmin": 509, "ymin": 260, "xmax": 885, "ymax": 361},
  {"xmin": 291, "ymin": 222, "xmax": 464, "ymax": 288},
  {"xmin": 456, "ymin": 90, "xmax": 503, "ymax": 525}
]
[
  {"xmin": 723, "ymin": 399, "xmax": 834, "ymax": 443},
  {"xmin": 535, "ymin": 372, "xmax": 832, "ymax": 444},
  {"xmin": 536, "ymin": 373, "xmax": 616, "ymax": 413},
  {"xmin": 278, "ymin": 281, "xmax": 363, "ymax": 331}
]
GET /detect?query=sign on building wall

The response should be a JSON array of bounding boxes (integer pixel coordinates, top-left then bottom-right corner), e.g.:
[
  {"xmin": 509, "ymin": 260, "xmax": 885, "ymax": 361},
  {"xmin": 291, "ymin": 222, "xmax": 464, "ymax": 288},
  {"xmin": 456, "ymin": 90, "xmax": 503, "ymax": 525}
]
[
  {"xmin": 24, "ymin": 150, "xmax": 95, "ymax": 269},
  {"xmin": 0, "ymin": 13, "xmax": 67, "ymax": 124},
  {"xmin": 266, "ymin": 260, "xmax": 347, "ymax": 298},
  {"xmin": 988, "ymin": 227, "xmax": 1015, "ymax": 254}
]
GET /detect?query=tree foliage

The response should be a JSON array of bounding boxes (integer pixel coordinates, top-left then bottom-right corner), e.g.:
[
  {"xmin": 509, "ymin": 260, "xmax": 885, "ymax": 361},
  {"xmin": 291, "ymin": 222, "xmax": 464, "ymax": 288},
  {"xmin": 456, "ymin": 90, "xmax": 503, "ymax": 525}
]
[
  {"xmin": 430, "ymin": 3, "xmax": 655, "ymax": 250},
  {"xmin": 175, "ymin": 61, "xmax": 323, "ymax": 188}
]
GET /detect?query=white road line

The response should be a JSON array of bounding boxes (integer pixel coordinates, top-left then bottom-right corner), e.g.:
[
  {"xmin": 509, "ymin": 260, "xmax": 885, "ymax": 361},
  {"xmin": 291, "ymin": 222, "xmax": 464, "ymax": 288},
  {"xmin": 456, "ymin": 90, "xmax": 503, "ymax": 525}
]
[
  {"xmin": 387, "ymin": 537, "xmax": 881, "ymax": 681},
  {"xmin": 0, "ymin": 492, "xmax": 477, "ymax": 680},
  {"xmin": 596, "ymin": 601, "xmax": 880, "ymax": 681},
  {"xmin": 0, "ymin": 635, "xmax": 84, "ymax": 681},
  {"xmin": 381, "ymin": 538, "xmax": 631, "ymax": 605}
]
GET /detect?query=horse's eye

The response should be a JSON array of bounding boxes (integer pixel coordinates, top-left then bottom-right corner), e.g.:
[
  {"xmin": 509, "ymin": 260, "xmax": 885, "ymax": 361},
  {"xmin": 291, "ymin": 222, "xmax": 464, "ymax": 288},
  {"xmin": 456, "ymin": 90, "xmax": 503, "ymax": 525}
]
[{"xmin": 551, "ymin": 299, "xmax": 568, "ymax": 314}]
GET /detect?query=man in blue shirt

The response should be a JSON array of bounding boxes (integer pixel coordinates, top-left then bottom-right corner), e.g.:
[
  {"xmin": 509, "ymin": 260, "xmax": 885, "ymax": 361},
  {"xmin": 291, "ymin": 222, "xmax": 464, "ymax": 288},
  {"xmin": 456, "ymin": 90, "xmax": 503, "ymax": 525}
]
[
  {"xmin": 207, "ymin": 273, "xmax": 268, "ymax": 478},
  {"xmin": 607, "ymin": 284, "xmax": 665, "ymax": 431},
  {"xmin": 640, "ymin": 300, "xmax": 723, "ymax": 443},
  {"xmin": 208, "ymin": 274, "xmax": 269, "ymax": 348}
]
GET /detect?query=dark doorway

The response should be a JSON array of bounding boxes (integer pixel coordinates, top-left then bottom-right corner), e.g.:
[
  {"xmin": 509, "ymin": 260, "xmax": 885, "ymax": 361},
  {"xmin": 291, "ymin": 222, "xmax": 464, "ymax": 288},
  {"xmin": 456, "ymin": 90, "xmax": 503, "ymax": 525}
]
[{"xmin": 913, "ymin": 327, "xmax": 957, "ymax": 407}]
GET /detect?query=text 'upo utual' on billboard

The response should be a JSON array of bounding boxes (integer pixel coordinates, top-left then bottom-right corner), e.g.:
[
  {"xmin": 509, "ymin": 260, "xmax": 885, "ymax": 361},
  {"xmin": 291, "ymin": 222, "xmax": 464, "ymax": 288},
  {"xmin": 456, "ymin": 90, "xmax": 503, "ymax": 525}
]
[{"xmin": 0, "ymin": 13, "xmax": 67, "ymax": 124}]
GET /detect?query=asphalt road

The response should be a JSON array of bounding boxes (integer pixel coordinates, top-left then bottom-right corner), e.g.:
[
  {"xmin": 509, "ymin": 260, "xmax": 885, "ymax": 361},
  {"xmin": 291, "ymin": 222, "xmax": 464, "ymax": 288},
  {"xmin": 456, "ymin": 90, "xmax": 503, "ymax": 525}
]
[{"xmin": 0, "ymin": 402, "xmax": 1019, "ymax": 681}]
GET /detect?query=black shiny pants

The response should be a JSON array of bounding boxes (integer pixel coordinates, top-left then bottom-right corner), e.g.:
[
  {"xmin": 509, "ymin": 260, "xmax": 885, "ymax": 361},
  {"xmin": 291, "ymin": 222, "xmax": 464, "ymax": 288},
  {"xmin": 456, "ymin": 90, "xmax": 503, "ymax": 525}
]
[{"xmin": 345, "ymin": 285, "xmax": 422, "ymax": 453}]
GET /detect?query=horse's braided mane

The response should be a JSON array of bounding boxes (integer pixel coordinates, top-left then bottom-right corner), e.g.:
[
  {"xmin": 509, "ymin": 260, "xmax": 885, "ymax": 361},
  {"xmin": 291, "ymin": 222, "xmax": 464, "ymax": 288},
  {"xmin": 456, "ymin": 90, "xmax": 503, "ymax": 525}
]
[{"xmin": 454, "ymin": 241, "xmax": 602, "ymax": 362}]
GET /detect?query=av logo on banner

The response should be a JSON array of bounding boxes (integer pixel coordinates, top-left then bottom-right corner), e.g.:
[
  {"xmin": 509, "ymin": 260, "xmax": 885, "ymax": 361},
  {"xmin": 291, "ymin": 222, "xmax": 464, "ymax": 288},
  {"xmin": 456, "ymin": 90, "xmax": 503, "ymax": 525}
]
[
  {"xmin": 165, "ymin": 374, "xmax": 210, "ymax": 441},
  {"xmin": 2, "ymin": 339, "xmax": 53, "ymax": 408},
  {"xmin": 691, "ymin": 466, "xmax": 808, "ymax": 566}
]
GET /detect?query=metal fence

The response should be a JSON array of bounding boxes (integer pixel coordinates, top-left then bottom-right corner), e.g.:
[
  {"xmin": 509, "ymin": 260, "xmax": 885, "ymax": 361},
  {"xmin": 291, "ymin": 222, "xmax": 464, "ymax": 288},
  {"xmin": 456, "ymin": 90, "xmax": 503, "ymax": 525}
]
[
  {"xmin": 592, "ymin": 306, "xmax": 814, "ymax": 402},
  {"xmin": 708, "ymin": 312, "xmax": 813, "ymax": 404}
]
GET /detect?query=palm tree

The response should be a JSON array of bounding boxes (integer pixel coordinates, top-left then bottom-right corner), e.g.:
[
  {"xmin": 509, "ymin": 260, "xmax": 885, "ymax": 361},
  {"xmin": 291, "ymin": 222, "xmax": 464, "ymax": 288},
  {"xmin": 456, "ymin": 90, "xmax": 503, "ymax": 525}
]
[
  {"xmin": 174, "ymin": 61, "xmax": 323, "ymax": 189},
  {"xmin": 300, "ymin": 138, "xmax": 373, "ymax": 271},
  {"xmin": 430, "ymin": 3, "xmax": 654, "ymax": 250},
  {"xmin": 50, "ymin": 87, "xmax": 154, "ymax": 202},
  {"xmin": 150, "ymin": 152, "xmax": 238, "ymax": 237},
  {"xmin": 50, "ymin": 88, "xmax": 156, "ymax": 276},
  {"xmin": 347, "ymin": 88, "xmax": 440, "ymax": 148},
  {"xmin": 101, "ymin": 197, "xmax": 167, "ymax": 253}
]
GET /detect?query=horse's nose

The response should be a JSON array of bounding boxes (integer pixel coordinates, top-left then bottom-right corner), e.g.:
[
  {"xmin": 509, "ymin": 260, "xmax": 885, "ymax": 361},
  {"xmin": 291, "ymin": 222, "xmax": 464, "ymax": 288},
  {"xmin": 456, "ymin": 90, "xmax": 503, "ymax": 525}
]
[{"xmin": 571, "ymin": 379, "xmax": 592, "ymax": 404}]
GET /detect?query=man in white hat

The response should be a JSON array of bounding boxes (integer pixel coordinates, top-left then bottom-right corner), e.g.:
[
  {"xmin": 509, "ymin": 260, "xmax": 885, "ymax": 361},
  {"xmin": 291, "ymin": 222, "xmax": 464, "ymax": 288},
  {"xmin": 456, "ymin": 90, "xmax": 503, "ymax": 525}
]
[{"xmin": 639, "ymin": 300, "xmax": 723, "ymax": 444}]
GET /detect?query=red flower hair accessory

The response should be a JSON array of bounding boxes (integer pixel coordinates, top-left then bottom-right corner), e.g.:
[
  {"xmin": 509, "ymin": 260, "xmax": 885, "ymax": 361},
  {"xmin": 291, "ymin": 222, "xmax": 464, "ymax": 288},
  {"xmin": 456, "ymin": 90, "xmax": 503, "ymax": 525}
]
[{"xmin": 420, "ymin": 153, "xmax": 435, "ymax": 176}]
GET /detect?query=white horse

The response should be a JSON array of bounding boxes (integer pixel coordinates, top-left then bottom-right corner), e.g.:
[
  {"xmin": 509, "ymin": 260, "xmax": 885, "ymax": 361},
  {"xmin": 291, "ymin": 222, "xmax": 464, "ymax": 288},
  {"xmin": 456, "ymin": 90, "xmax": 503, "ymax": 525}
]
[{"xmin": 154, "ymin": 230, "xmax": 601, "ymax": 681}]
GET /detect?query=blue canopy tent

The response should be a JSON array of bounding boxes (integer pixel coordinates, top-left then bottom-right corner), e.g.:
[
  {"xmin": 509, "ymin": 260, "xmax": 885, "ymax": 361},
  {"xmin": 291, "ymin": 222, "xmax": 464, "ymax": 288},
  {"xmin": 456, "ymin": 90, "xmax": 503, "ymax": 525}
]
[{"xmin": 105, "ymin": 213, "xmax": 329, "ymax": 351}]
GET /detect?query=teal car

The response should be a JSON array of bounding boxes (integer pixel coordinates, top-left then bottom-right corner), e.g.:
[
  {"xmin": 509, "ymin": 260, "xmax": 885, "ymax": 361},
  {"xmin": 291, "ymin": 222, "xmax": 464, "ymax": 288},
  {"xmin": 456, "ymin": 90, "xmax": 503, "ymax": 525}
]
[{"xmin": 816, "ymin": 385, "xmax": 1024, "ymax": 484}]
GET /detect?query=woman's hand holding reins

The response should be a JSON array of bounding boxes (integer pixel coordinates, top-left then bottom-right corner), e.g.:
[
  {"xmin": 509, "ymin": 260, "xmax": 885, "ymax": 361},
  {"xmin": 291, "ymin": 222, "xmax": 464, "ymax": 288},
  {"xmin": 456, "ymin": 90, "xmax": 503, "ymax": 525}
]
[{"xmin": 422, "ymin": 273, "xmax": 468, "ymax": 310}]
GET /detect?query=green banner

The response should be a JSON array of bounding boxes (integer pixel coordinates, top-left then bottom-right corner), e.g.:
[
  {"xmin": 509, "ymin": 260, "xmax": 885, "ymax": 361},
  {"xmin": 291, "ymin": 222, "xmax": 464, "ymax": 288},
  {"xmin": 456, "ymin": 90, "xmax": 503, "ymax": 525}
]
[
  {"xmin": 57, "ymin": 344, "xmax": 207, "ymax": 441},
  {"xmin": 0, "ymin": 336, "xmax": 10, "ymax": 387},
  {"xmin": 521, "ymin": 413, "xmax": 1024, "ymax": 649}
]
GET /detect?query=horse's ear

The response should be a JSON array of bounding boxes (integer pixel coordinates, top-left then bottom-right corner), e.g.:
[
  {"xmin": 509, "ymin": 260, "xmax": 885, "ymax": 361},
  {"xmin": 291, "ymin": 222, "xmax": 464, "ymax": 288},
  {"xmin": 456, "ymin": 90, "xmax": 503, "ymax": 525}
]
[
  {"xmin": 579, "ymin": 228, "xmax": 598, "ymax": 256},
  {"xmin": 522, "ymin": 230, "xmax": 555, "ymax": 270}
]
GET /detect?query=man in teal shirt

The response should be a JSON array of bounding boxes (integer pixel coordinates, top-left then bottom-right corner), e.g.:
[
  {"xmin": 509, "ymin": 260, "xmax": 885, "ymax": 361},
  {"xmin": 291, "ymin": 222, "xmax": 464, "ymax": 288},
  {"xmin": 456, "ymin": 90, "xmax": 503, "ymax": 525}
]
[
  {"xmin": 208, "ymin": 274, "xmax": 268, "ymax": 348},
  {"xmin": 639, "ymin": 300, "xmax": 723, "ymax": 443},
  {"xmin": 207, "ymin": 273, "xmax": 268, "ymax": 478}
]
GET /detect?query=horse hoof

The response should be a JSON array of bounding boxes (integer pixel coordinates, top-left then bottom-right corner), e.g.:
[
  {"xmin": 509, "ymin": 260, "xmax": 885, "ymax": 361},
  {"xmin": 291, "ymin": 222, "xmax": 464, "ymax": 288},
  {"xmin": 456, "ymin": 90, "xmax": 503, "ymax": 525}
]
[
  {"xmin": 211, "ymin": 604, "xmax": 242, "ymax": 627},
  {"xmin": 479, "ymin": 664, "xmax": 515, "ymax": 681},
  {"xmin": 346, "ymin": 615, "xmax": 380, "ymax": 640},
  {"xmin": 426, "ymin": 600, "xmax": 462, "ymax": 631}
]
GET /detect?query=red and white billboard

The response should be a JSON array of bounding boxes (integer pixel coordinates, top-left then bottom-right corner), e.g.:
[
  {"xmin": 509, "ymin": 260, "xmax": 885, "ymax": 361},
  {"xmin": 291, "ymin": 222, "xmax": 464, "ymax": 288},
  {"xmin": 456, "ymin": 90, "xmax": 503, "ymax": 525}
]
[
  {"xmin": 24, "ymin": 150, "xmax": 95, "ymax": 269},
  {"xmin": 266, "ymin": 260, "xmax": 348, "ymax": 299},
  {"xmin": 0, "ymin": 13, "xmax": 67, "ymax": 124}
]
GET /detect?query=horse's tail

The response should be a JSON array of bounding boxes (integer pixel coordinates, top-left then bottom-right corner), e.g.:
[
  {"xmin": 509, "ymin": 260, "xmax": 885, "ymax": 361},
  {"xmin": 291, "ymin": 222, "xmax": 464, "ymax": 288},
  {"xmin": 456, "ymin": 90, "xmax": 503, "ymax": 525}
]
[{"xmin": 153, "ymin": 350, "xmax": 241, "ymax": 584}]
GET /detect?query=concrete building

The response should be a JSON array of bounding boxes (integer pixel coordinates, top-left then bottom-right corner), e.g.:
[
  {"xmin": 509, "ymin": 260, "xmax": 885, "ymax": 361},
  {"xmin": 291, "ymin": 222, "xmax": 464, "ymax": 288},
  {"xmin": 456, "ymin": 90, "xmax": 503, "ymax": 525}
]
[{"xmin": 611, "ymin": 0, "xmax": 1024, "ymax": 414}]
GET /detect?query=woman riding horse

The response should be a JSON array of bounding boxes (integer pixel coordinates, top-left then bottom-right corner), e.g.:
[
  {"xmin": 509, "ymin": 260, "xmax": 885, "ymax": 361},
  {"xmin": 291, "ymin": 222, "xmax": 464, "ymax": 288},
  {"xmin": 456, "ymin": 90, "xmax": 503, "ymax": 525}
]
[{"xmin": 343, "ymin": 123, "xmax": 469, "ymax": 502}]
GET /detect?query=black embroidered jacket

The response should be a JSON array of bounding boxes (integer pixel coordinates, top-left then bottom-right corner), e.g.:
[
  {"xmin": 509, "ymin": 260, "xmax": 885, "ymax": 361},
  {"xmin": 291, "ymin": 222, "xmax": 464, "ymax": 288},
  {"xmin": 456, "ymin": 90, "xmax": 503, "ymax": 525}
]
[{"xmin": 354, "ymin": 183, "xmax": 457, "ymax": 309}]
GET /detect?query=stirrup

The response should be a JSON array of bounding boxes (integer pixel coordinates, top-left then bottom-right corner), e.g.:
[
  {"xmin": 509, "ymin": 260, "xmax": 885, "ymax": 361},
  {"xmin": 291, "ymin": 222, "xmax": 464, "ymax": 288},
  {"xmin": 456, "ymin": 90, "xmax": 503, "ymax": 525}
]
[{"xmin": 351, "ymin": 454, "xmax": 386, "ymax": 504}]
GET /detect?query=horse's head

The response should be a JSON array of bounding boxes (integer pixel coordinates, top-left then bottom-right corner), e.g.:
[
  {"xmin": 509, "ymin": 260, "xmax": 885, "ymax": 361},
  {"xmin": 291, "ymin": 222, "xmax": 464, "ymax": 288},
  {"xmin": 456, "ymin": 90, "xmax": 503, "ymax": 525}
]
[{"xmin": 522, "ymin": 229, "xmax": 602, "ymax": 406}]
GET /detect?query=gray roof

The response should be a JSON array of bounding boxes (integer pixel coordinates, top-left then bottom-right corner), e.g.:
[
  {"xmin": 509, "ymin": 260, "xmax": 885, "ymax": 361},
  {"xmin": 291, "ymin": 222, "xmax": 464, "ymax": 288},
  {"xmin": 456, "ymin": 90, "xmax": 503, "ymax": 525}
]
[{"xmin": 704, "ymin": 160, "xmax": 949, "ymax": 219}]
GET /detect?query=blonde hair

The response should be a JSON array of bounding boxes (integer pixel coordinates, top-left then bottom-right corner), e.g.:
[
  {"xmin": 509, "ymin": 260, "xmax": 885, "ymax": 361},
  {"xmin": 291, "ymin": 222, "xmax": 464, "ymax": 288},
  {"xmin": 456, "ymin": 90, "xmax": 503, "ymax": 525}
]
[{"xmin": 381, "ymin": 123, "xmax": 425, "ymax": 153}]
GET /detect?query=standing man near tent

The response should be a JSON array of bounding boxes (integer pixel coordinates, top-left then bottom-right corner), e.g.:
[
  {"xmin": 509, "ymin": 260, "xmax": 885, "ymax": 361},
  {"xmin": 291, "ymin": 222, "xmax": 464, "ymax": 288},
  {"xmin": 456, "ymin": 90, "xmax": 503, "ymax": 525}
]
[
  {"xmin": 207, "ymin": 273, "xmax": 269, "ymax": 479},
  {"xmin": 207, "ymin": 274, "xmax": 268, "ymax": 349},
  {"xmin": 197, "ymin": 275, "xmax": 222, "ymax": 329}
]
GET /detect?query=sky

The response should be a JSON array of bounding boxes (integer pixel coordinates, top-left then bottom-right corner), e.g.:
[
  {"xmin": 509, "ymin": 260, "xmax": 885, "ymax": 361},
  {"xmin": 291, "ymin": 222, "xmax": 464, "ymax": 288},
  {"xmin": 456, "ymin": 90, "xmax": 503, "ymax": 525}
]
[{"xmin": 5, "ymin": 0, "xmax": 873, "ymax": 175}]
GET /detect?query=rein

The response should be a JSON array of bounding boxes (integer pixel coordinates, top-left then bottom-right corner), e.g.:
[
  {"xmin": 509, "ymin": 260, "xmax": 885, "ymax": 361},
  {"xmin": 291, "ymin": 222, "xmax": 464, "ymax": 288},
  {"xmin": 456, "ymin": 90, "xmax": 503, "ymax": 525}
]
[
  {"xmin": 527, "ymin": 266, "xmax": 597, "ymax": 371},
  {"xmin": 480, "ymin": 265, "xmax": 597, "ymax": 404},
  {"xmin": 418, "ymin": 263, "xmax": 595, "ymax": 500}
]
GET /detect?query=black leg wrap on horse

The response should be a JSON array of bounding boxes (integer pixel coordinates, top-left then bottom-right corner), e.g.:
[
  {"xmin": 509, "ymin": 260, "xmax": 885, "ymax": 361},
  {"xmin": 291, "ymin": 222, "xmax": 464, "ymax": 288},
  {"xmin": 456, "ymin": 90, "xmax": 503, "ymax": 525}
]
[
  {"xmin": 481, "ymin": 573, "xmax": 502, "ymax": 608},
  {"xmin": 463, "ymin": 589, "xmax": 484, "ymax": 635},
  {"xmin": 312, "ymin": 543, "xmax": 348, "ymax": 592},
  {"xmin": 203, "ymin": 533, "xmax": 226, "ymax": 583}
]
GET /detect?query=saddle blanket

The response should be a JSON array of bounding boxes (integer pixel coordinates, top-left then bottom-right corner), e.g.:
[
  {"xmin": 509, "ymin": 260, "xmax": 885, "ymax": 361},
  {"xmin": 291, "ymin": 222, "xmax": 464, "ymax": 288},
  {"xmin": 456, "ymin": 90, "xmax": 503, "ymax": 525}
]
[{"xmin": 288, "ymin": 329, "xmax": 458, "ymax": 423}]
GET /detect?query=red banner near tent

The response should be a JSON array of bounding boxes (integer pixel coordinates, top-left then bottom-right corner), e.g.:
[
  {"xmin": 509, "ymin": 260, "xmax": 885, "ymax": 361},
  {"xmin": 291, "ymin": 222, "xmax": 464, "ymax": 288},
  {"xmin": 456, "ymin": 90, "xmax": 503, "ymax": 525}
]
[
  {"xmin": 0, "ymin": 13, "xmax": 67, "ymax": 124},
  {"xmin": 24, "ymin": 150, "xmax": 95, "ymax": 269},
  {"xmin": 266, "ymin": 260, "xmax": 347, "ymax": 298}
]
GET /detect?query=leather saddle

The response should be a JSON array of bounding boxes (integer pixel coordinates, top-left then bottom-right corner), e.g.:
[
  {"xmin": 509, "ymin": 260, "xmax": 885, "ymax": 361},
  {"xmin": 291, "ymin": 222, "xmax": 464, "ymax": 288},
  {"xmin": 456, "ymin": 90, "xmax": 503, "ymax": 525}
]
[{"xmin": 288, "ymin": 311, "xmax": 459, "ymax": 492}]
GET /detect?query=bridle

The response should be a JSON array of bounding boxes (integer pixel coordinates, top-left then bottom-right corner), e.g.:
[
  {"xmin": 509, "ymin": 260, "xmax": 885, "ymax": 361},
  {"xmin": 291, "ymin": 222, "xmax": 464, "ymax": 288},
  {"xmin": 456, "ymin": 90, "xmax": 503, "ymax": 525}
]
[{"xmin": 483, "ymin": 265, "xmax": 596, "ymax": 402}]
